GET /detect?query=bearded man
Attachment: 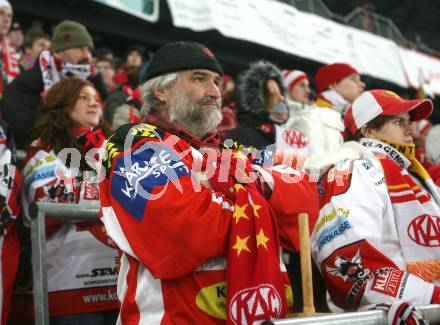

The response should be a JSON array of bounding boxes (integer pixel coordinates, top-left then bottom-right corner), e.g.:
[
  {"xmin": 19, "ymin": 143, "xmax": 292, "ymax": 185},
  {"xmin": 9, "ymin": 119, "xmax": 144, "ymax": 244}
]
[{"xmin": 99, "ymin": 41, "xmax": 318, "ymax": 324}]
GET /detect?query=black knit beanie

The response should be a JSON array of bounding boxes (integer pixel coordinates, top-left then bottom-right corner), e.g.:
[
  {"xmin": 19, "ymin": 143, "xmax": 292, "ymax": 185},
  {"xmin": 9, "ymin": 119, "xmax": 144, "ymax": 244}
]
[{"xmin": 143, "ymin": 41, "xmax": 223, "ymax": 82}]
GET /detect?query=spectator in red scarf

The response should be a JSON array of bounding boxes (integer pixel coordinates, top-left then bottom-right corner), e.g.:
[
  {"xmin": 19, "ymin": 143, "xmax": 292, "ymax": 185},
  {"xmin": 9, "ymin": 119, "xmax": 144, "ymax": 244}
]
[
  {"xmin": 113, "ymin": 45, "xmax": 144, "ymax": 86},
  {"xmin": 0, "ymin": 0, "xmax": 19, "ymax": 97},
  {"xmin": 22, "ymin": 78, "xmax": 119, "ymax": 325},
  {"xmin": 99, "ymin": 41, "xmax": 318, "ymax": 324},
  {"xmin": 104, "ymin": 66, "xmax": 142, "ymax": 129}
]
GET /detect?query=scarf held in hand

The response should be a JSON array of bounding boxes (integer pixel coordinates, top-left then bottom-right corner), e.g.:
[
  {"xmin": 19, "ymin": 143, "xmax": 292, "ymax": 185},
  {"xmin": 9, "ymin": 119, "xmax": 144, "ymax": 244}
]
[
  {"xmin": 208, "ymin": 150, "xmax": 287, "ymax": 324},
  {"xmin": 144, "ymin": 113, "xmax": 288, "ymax": 323}
]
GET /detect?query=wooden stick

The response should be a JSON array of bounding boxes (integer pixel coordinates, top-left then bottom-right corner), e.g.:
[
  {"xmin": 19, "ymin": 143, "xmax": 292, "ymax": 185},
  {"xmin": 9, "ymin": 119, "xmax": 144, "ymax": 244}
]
[{"xmin": 298, "ymin": 213, "xmax": 316, "ymax": 315}]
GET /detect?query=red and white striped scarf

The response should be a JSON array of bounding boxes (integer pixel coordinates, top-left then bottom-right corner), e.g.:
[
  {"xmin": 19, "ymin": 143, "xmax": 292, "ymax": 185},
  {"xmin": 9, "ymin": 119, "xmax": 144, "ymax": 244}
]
[
  {"xmin": 360, "ymin": 138, "xmax": 440, "ymax": 283},
  {"xmin": 0, "ymin": 37, "xmax": 19, "ymax": 95},
  {"xmin": 39, "ymin": 50, "xmax": 93, "ymax": 95}
]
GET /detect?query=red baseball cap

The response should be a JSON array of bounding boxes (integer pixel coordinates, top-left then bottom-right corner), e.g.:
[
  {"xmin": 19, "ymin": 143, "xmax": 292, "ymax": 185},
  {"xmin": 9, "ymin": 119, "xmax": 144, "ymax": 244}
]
[
  {"xmin": 344, "ymin": 89, "xmax": 433, "ymax": 136},
  {"xmin": 315, "ymin": 63, "xmax": 359, "ymax": 94}
]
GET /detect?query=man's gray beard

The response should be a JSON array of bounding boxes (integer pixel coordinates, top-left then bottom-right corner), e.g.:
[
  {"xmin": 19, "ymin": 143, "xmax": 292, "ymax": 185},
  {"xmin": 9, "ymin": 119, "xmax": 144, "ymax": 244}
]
[{"xmin": 169, "ymin": 96, "xmax": 222, "ymax": 138}]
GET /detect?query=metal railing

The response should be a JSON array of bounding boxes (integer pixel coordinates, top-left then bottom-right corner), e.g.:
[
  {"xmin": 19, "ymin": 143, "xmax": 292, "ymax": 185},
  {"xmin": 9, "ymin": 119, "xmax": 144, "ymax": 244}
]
[
  {"xmin": 264, "ymin": 304, "xmax": 440, "ymax": 324},
  {"xmin": 29, "ymin": 202, "xmax": 440, "ymax": 325},
  {"xmin": 29, "ymin": 201, "xmax": 100, "ymax": 325},
  {"xmin": 16, "ymin": 149, "xmax": 26, "ymax": 164}
]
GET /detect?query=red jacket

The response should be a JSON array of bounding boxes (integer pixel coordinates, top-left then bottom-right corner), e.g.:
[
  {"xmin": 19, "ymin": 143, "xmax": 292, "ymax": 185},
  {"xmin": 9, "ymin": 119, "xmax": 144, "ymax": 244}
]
[{"xmin": 100, "ymin": 123, "xmax": 319, "ymax": 324}]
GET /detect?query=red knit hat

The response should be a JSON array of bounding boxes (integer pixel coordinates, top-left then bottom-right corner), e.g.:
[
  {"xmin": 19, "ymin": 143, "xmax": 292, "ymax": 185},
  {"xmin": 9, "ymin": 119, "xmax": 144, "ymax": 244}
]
[
  {"xmin": 344, "ymin": 89, "xmax": 433, "ymax": 136},
  {"xmin": 282, "ymin": 70, "xmax": 308, "ymax": 90},
  {"xmin": 315, "ymin": 63, "xmax": 359, "ymax": 94}
]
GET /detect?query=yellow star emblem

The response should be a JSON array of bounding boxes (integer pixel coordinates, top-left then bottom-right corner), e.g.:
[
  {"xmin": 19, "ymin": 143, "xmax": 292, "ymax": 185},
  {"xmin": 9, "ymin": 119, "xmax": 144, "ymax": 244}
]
[
  {"xmin": 232, "ymin": 151, "xmax": 248, "ymax": 161},
  {"xmin": 233, "ymin": 204, "xmax": 249, "ymax": 224},
  {"xmin": 256, "ymin": 228, "xmax": 269, "ymax": 250},
  {"xmin": 240, "ymin": 171, "xmax": 251, "ymax": 181},
  {"xmin": 233, "ymin": 183, "xmax": 246, "ymax": 193},
  {"xmin": 252, "ymin": 203, "xmax": 262, "ymax": 217},
  {"xmin": 233, "ymin": 235, "xmax": 250, "ymax": 257}
]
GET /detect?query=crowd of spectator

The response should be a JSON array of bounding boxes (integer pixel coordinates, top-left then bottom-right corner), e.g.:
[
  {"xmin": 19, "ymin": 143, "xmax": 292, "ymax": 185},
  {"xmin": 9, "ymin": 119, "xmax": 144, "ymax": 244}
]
[{"xmin": 0, "ymin": 0, "xmax": 439, "ymax": 324}]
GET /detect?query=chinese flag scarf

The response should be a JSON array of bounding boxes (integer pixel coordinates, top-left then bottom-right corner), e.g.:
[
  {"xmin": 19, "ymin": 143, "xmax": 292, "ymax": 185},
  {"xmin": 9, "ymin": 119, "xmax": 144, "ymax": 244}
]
[
  {"xmin": 145, "ymin": 111, "xmax": 288, "ymax": 323},
  {"xmin": 209, "ymin": 152, "xmax": 287, "ymax": 324}
]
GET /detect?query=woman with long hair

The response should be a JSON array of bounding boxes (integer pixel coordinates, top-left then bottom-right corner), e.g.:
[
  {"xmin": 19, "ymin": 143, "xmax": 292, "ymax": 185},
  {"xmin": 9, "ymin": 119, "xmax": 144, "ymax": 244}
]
[
  {"xmin": 309, "ymin": 89, "xmax": 440, "ymax": 321},
  {"xmin": 22, "ymin": 78, "xmax": 119, "ymax": 325}
]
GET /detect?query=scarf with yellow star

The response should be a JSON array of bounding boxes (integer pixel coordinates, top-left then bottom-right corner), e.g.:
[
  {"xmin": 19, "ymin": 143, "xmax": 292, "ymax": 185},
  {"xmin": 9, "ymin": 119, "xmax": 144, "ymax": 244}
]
[
  {"xmin": 360, "ymin": 138, "xmax": 440, "ymax": 283},
  {"xmin": 209, "ymin": 150, "xmax": 288, "ymax": 324}
]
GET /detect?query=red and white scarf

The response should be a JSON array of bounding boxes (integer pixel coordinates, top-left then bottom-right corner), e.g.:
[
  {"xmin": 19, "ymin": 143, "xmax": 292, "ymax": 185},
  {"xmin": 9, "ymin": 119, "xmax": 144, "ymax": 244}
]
[
  {"xmin": 0, "ymin": 37, "xmax": 19, "ymax": 95},
  {"xmin": 0, "ymin": 38, "xmax": 19, "ymax": 81},
  {"xmin": 145, "ymin": 114, "xmax": 289, "ymax": 323},
  {"xmin": 360, "ymin": 138, "xmax": 440, "ymax": 283},
  {"xmin": 39, "ymin": 50, "xmax": 93, "ymax": 95}
]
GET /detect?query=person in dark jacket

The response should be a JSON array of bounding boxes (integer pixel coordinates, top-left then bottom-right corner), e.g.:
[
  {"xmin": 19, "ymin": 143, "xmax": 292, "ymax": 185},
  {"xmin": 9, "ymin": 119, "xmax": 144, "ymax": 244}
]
[
  {"xmin": 0, "ymin": 20, "xmax": 102, "ymax": 150},
  {"xmin": 226, "ymin": 60, "xmax": 287, "ymax": 148},
  {"xmin": 226, "ymin": 60, "xmax": 313, "ymax": 156},
  {"xmin": 226, "ymin": 60, "xmax": 325, "ymax": 313}
]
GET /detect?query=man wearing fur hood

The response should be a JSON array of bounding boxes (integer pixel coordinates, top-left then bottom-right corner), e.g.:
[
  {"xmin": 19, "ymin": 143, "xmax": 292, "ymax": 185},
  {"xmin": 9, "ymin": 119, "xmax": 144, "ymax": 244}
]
[{"xmin": 226, "ymin": 60, "xmax": 313, "ymax": 158}]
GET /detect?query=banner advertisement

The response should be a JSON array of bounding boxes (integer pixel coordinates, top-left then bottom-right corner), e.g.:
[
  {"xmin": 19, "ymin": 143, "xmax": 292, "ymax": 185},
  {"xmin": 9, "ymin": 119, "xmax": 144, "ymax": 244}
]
[
  {"xmin": 167, "ymin": 0, "xmax": 410, "ymax": 87},
  {"xmin": 399, "ymin": 47, "xmax": 440, "ymax": 96},
  {"xmin": 93, "ymin": 0, "xmax": 159, "ymax": 23}
]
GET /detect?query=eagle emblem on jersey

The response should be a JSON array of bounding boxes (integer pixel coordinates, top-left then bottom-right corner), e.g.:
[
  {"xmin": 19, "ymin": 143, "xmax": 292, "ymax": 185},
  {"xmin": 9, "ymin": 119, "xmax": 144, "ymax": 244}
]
[{"xmin": 326, "ymin": 248, "xmax": 370, "ymax": 282}]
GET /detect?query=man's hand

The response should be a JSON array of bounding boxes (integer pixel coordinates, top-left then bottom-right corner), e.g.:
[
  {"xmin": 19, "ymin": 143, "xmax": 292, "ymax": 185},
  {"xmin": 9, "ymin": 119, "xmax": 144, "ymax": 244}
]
[{"xmin": 273, "ymin": 150, "xmax": 306, "ymax": 169}]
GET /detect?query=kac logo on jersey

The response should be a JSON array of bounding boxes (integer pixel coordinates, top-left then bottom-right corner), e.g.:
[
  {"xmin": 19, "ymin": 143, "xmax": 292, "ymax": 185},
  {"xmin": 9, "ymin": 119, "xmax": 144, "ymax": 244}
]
[
  {"xmin": 229, "ymin": 284, "xmax": 282, "ymax": 324},
  {"xmin": 282, "ymin": 130, "xmax": 308, "ymax": 148},
  {"xmin": 407, "ymin": 214, "xmax": 440, "ymax": 247}
]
